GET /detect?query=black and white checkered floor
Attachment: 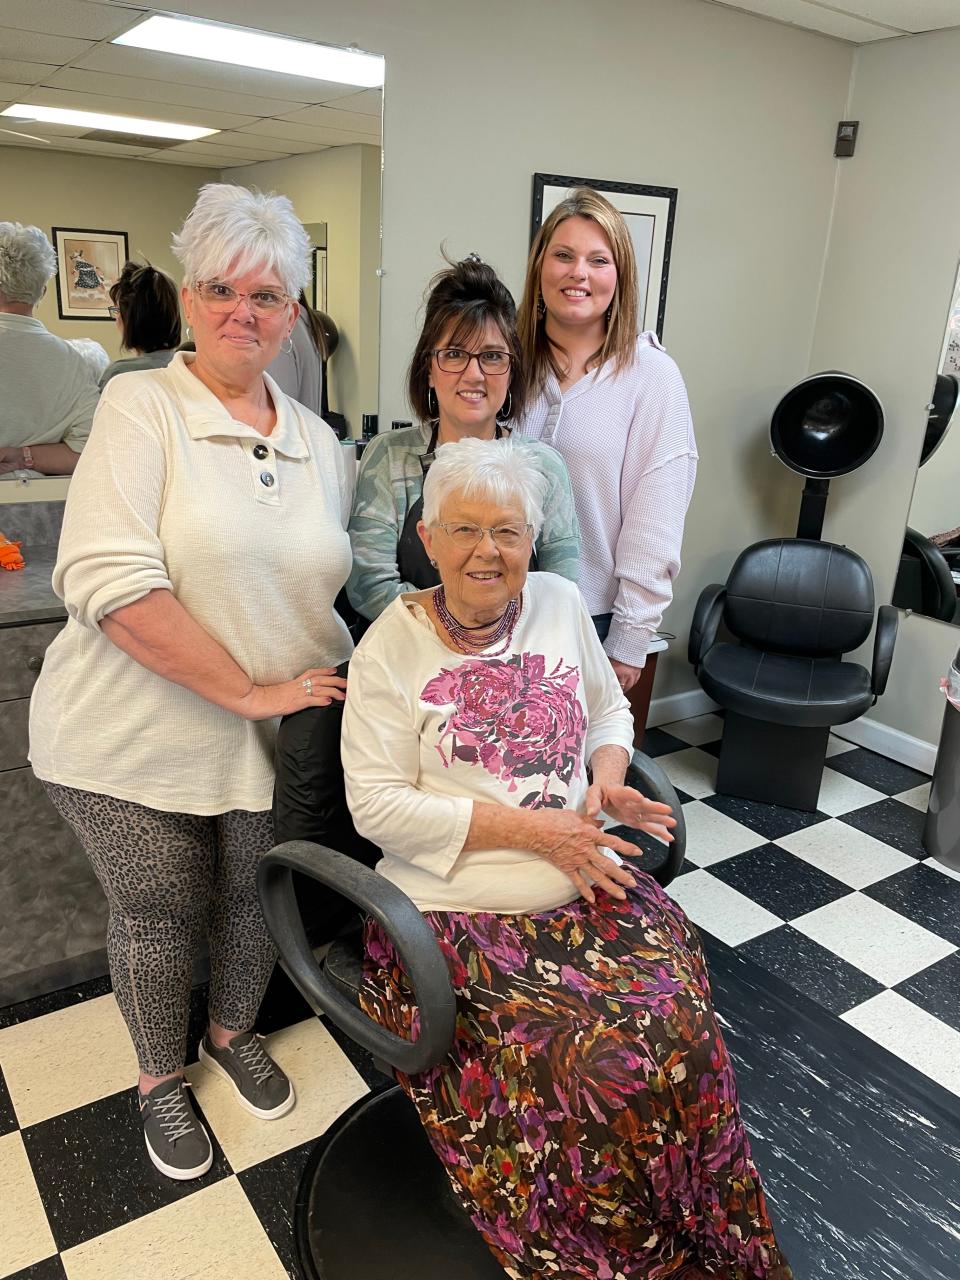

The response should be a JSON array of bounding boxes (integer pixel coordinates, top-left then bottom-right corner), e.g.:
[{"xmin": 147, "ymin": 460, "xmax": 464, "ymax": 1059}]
[{"xmin": 1, "ymin": 713, "xmax": 957, "ymax": 1279}]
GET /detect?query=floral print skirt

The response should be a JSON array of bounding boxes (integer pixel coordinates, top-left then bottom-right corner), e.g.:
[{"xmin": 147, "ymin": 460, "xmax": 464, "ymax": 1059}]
[{"xmin": 361, "ymin": 874, "xmax": 792, "ymax": 1280}]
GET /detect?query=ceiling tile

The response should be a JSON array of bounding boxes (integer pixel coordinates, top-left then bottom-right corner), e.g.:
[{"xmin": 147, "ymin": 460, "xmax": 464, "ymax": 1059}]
[
  {"xmin": 238, "ymin": 119, "xmax": 378, "ymax": 147},
  {"xmin": 147, "ymin": 150, "xmax": 239, "ymax": 167},
  {"xmin": 0, "ymin": 29, "xmax": 96, "ymax": 63},
  {"xmin": 0, "ymin": 79, "xmax": 34, "ymax": 102},
  {"xmin": 0, "ymin": 59, "xmax": 61, "ymax": 85},
  {"xmin": 171, "ymin": 137, "xmax": 293, "ymax": 161},
  {"xmin": 45, "ymin": 66, "xmax": 307, "ymax": 117},
  {"xmin": 712, "ymin": 1, "xmax": 900, "ymax": 39},
  {"xmin": 836, "ymin": 2, "xmax": 960, "ymax": 33},
  {"xmin": 16, "ymin": 86, "xmax": 257, "ymax": 130},
  {"xmin": 330, "ymin": 88, "xmax": 383, "ymax": 117},
  {"xmin": 0, "ymin": 0, "xmax": 146, "ymax": 40},
  {"xmin": 228, "ymin": 129, "xmax": 323, "ymax": 155},
  {"xmin": 73, "ymin": 44, "xmax": 367, "ymax": 104},
  {"xmin": 275, "ymin": 104, "xmax": 381, "ymax": 136}
]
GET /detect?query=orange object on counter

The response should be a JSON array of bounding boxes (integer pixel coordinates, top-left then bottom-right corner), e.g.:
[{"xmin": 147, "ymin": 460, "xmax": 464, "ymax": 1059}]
[{"xmin": 0, "ymin": 533, "xmax": 25, "ymax": 571}]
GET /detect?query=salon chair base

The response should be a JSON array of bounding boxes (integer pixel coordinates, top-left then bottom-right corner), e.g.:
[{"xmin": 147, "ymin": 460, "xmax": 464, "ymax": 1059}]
[
  {"xmin": 295, "ymin": 1084, "xmax": 506, "ymax": 1280},
  {"xmin": 716, "ymin": 712, "xmax": 829, "ymax": 812}
]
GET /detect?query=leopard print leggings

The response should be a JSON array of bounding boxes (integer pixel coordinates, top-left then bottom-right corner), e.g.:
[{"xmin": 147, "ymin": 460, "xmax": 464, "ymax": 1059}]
[{"xmin": 43, "ymin": 782, "xmax": 277, "ymax": 1076}]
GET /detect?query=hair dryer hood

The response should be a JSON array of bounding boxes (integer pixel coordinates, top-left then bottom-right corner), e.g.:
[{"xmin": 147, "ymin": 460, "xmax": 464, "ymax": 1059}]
[
  {"xmin": 921, "ymin": 372, "xmax": 959, "ymax": 466},
  {"xmin": 770, "ymin": 372, "xmax": 884, "ymax": 479}
]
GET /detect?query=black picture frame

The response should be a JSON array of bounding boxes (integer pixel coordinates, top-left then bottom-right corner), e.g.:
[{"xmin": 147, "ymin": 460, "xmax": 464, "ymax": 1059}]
[
  {"xmin": 51, "ymin": 226, "xmax": 129, "ymax": 321},
  {"xmin": 530, "ymin": 174, "xmax": 678, "ymax": 339}
]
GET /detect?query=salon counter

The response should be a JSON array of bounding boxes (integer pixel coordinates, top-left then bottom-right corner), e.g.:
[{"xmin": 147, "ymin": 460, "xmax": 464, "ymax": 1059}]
[{"xmin": 0, "ymin": 543, "xmax": 66, "ymax": 626}]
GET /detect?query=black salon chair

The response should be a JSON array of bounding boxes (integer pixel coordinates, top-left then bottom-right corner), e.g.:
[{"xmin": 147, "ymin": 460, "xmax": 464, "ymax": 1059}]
[
  {"xmin": 892, "ymin": 528, "xmax": 960, "ymax": 624},
  {"xmin": 690, "ymin": 538, "xmax": 897, "ymax": 811},
  {"xmin": 257, "ymin": 751, "xmax": 686, "ymax": 1280}
]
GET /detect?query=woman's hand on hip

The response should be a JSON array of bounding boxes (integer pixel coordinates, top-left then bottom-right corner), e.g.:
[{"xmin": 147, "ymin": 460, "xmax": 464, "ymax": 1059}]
[
  {"xmin": 236, "ymin": 667, "xmax": 347, "ymax": 720},
  {"xmin": 584, "ymin": 782, "xmax": 676, "ymax": 844},
  {"xmin": 610, "ymin": 658, "xmax": 643, "ymax": 692},
  {"xmin": 522, "ymin": 809, "xmax": 642, "ymax": 904}
]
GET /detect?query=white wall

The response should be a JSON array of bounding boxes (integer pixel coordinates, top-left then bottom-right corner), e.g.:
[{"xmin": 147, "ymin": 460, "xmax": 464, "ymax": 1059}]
[
  {"xmin": 177, "ymin": 0, "xmax": 853, "ymax": 698},
  {"xmin": 229, "ymin": 144, "xmax": 382, "ymax": 437},
  {"xmin": 810, "ymin": 28, "xmax": 960, "ymax": 746}
]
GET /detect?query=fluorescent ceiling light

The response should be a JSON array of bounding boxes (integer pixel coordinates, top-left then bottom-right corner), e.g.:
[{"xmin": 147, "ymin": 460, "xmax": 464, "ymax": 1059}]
[
  {"xmin": 1, "ymin": 104, "xmax": 217, "ymax": 141},
  {"xmin": 113, "ymin": 15, "xmax": 385, "ymax": 88}
]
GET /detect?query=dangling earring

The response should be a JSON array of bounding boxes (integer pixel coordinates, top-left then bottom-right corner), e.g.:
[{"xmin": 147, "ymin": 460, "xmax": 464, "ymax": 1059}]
[
  {"xmin": 427, "ymin": 386, "xmax": 439, "ymax": 420},
  {"xmin": 605, "ymin": 304, "xmax": 613, "ymax": 324},
  {"xmin": 496, "ymin": 389, "xmax": 513, "ymax": 422},
  {"xmin": 281, "ymin": 333, "xmax": 293, "ymax": 354},
  {"xmin": 537, "ymin": 293, "xmax": 546, "ymax": 319}
]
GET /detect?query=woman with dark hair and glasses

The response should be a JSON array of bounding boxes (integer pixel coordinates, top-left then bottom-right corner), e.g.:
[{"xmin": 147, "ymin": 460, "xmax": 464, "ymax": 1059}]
[
  {"xmin": 99, "ymin": 260, "xmax": 182, "ymax": 388},
  {"xmin": 345, "ymin": 253, "xmax": 580, "ymax": 622}
]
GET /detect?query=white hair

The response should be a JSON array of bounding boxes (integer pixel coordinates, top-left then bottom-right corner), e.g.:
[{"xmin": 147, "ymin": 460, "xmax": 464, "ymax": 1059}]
[
  {"xmin": 67, "ymin": 338, "xmax": 110, "ymax": 379},
  {"xmin": 0, "ymin": 222, "xmax": 57, "ymax": 305},
  {"xmin": 422, "ymin": 437, "xmax": 547, "ymax": 535},
  {"xmin": 171, "ymin": 183, "xmax": 310, "ymax": 296}
]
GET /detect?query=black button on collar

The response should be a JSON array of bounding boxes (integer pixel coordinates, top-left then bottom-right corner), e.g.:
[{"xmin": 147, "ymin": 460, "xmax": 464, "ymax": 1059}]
[
  {"xmin": 260, "ymin": 471, "xmax": 276, "ymax": 487},
  {"xmin": 253, "ymin": 443, "xmax": 269, "ymax": 459}
]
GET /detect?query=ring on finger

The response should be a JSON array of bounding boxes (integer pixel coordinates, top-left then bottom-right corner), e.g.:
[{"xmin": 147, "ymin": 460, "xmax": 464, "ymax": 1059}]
[{"xmin": 302, "ymin": 677, "xmax": 313, "ymax": 695}]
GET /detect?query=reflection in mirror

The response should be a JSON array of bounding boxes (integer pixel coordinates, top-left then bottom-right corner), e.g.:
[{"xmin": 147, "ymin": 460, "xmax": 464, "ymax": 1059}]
[
  {"xmin": 2, "ymin": 7, "xmax": 383, "ymax": 487},
  {"xmin": 892, "ymin": 259, "xmax": 960, "ymax": 625}
]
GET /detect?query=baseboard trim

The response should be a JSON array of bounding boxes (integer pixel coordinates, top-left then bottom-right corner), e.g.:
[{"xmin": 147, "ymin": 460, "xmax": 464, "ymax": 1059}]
[
  {"xmin": 830, "ymin": 718, "xmax": 937, "ymax": 775},
  {"xmin": 647, "ymin": 688, "xmax": 718, "ymax": 729}
]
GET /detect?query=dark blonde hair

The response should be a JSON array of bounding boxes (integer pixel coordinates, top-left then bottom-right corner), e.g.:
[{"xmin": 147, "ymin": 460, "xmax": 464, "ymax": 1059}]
[
  {"xmin": 517, "ymin": 188, "xmax": 639, "ymax": 394},
  {"xmin": 407, "ymin": 254, "xmax": 527, "ymax": 425}
]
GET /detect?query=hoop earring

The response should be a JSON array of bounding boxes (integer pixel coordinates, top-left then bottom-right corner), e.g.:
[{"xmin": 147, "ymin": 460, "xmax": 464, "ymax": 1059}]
[
  {"xmin": 429, "ymin": 559, "xmax": 438, "ymax": 568},
  {"xmin": 281, "ymin": 334, "xmax": 293, "ymax": 354},
  {"xmin": 427, "ymin": 387, "xmax": 439, "ymax": 420},
  {"xmin": 496, "ymin": 389, "xmax": 513, "ymax": 421},
  {"xmin": 537, "ymin": 294, "xmax": 546, "ymax": 319}
]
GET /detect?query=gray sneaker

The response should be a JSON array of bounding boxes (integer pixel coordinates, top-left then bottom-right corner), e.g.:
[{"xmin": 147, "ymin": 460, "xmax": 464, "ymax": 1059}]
[
  {"xmin": 140, "ymin": 1077, "xmax": 213, "ymax": 1181},
  {"xmin": 199, "ymin": 1031, "xmax": 296, "ymax": 1119}
]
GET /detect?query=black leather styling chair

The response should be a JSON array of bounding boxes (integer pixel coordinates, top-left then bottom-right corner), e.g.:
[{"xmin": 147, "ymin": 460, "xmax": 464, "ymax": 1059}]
[
  {"xmin": 690, "ymin": 538, "xmax": 898, "ymax": 811},
  {"xmin": 257, "ymin": 751, "xmax": 686, "ymax": 1280},
  {"xmin": 892, "ymin": 528, "xmax": 960, "ymax": 624}
]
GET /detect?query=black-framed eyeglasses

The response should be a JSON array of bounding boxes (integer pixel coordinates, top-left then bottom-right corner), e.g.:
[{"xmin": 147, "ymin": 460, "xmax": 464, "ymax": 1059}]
[
  {"xmin": 436, "ymin": 521, "xmax": 533, "ymax": 549},
  {"xmin": 431, "ymin": 347, "xmax": 512, "ymax": 375},
  {"xmin": 194, "ymin": 280, "xmax": 294, "ymax": 316},
  {"xmin": 107, "ymin": 305, "xmax": 120, "ymax": 319}
]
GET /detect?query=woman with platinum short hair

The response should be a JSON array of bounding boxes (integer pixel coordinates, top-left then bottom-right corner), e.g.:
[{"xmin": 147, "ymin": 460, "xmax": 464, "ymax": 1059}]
[
  {"xmin": 30, "ymin": 184, "xmax": 371, "ymax": 1181},
  {"xmin": 341, "ymin": 434, "xmax": 790, "ymax": 1280},
  {"xmin": 0, "ymin": 221, "xmax": 99, "ymax": 474}
]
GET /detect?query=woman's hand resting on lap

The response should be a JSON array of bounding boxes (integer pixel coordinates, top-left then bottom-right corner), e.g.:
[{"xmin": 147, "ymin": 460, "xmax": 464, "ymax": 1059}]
[
  {"xmin": 236, "ymin": 668, "xmax": 347, "ymax": 720},
  {"xmin": 584, "ymin": 782, "xmax": 677, "ymax": 844},
  {"xmin": 522, "ymin": 809, "xmax": 643, "ymax": 904}
]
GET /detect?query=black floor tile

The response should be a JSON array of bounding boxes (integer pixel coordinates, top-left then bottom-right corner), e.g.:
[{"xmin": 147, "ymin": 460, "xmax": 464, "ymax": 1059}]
[
  {"xmin": 0, "ymin": 975, "xmax": 112, "ymax": 1032},
  {"xmin": 637, "ymin": 727, "xmax": 689, "ymax": 758},
  {"xmin": 895, "ymin": 952, "xmax": 960, "ymax": 1035},
  {"xmin": 22, "ymin": 1087, "xmax": 231, "ymax": 1251},
  {"xmin": 838, "ymin": 797, "xmax": 927, "ymax": 858},
  {"xmin": 7, "ymin": 1257, "xmax": 68, "ymax": 1279},
  {"xmin": 319, "ymin": 1015, "xmax": 391, "ymax": 1093},
  {"xmin": 825, "ymin": 747, "xmax": 930, "ymax": 796},
  {"xmin": 239, "ymin": 1138, "xmax": 315, "ymax": 1280},
  {"xmin": 738, "ymin": 924, "xmax": 885, "ymax": 1016},
  {"xmin": 255, "ymin": 963, "xmax": 317, "ymax": 1037},
  {"xmin": 702, "ymin": 791, "xmax": 828, "ymax": 842},
  {"xmin": 0, "ymin": 1064, "xmax": 17, "ymax": 1136},
  {"xmin": 707, "ymin": 843, "xmax": 850, "ymax": 921},
  {"xmin": 862, "ymin": 862, "xmax": 960, "ymax": 949}
]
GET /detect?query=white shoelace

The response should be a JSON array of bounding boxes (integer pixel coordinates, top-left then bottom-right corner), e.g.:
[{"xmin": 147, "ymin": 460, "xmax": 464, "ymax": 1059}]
[
  {"xmin": 151, "ymin": 1084, "xmax": 196, "ymax": 1142},
  {"xmin": 237, "ymin": 1036, "xmax": 275, "ymax": 1087}
]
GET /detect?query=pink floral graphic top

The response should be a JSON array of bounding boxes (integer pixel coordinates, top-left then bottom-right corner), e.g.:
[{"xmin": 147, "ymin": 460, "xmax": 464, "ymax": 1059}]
[{"xmin": 421, "ymin": 653, "xmax": 585, "ymax": 810}]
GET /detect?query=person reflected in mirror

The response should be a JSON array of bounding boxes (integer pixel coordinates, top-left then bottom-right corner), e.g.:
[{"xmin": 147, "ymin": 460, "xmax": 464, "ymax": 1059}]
[
  {"xmin": 341, "ymin": 437, "xmax": 791, "ymax": 1280},
  {"xmin": 346, "ymin": 253, "xmax": 580, "ymax": 623},
  {"xmin": 29, "ymin": 184, "xmax": 361, "ymax": 1182},
  {"xmin": 517, "ymin": 189, "xmax": 697, "ymax": 694},
  {"xmin": 99, "ymin": 260, "xmax": 183, "ymax": 388},
  {"xmin": 267, "ymin": 288, "xmax": 338, "ymax": 419},
  {"xmin": 0, "ymin": 221, "xmax": 99, "ymax": 475},
  {"xmin": 66, "ymin": 337, "xmax": 110, "ymax": 384}
]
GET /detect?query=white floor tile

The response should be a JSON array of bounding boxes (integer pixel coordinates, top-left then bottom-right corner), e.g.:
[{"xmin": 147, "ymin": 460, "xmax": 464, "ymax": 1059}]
[
  {"xmin": 776, "ymin": 819, "xmax": 916, "ymax": 889},
  {"xmin": 681, "ymin": 800, "xmax": 766, "ymax": 867},
  {"xmin": 815, "ymin": 767, "xmax": 885, "ymax": 816},
  {"xmin": 656, "ymin": 747, "xmax": 718, "ymax": 800},
  {"xmin": 825, "ymin": 734, "xmax": 857, "ymax": 757},
  {"xmin": 842, "ymin": 990, "xmax": 960, "ymax": 1098},
  {"xmin": 664, "ymin": 869, "xmax": 782, "ymax": 946},
  {"xmin": 0, "ymin": 1132, "xmax": 57, "ymax": 1278},
  {"xmin": 792, "ymin": 893, "xmax": 957, "ymax": 986},
  {"xmin": 896, "ymin": 783, "xmax": 931, "ymax": 812},
  {"xmin": 661, "ymin": 713, "xmax": 724, "ymax": 746}
]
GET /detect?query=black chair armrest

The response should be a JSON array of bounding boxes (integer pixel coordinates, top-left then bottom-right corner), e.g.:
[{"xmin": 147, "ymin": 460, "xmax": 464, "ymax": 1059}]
[
  {"xmin": 871, "ymin": 605, "xmax": 898, "ymax": 699},
  {"xmin": 688, "ymin": 584, "xmax": 726, "ymax": 672},
  {"xmin": 257, "ymin": 841, "xmax": 455, "ymax": 1074},
  {"xmin": 624, "ymin": 751, "xmax": 686, "ymax": 886}
]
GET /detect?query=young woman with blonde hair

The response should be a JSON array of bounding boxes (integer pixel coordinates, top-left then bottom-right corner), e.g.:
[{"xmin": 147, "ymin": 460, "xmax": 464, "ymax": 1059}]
[{"xmin": 517, "ymin": 187, "xmax": 697, "ymax": 710}]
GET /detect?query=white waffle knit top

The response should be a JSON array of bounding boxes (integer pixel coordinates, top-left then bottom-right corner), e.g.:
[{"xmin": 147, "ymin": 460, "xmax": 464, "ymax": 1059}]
[
  {"xmin": 517, "ymin": 333, "xmax": 697, "ymax": 668},
  {"xmin": 29, "ymin": 352, "xmax": 354, "ymax": 815}
]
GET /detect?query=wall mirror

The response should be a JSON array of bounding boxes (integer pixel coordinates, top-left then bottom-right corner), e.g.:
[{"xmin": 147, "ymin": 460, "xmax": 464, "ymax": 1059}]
[
  {"xmin": 892, "ymin": 259, "xmax": 960, "ymax": 626},
  {"xmin": 1, "ymin": 4, "xmax": 384, "ymax": 489}
]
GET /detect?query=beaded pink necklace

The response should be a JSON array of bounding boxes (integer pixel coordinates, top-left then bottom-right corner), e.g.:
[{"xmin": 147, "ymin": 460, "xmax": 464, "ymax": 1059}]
[{"xmin": 434, "ymin": 585, "xmax": 522, "ymax": 656}]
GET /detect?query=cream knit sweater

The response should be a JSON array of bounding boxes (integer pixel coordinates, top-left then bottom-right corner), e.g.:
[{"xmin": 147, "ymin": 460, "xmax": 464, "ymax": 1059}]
[{"xmin": 29, "ymin": 352, "xmax": 354, "ymax": 815}]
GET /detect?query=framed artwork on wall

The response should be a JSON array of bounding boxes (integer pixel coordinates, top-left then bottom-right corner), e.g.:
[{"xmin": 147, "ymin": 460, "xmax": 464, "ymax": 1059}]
[
  {"xmin": 530, "ymin": 174, "xmax": 678, "ymax": 339},
  {"xmin": 51, "ymin": 227, "xmax": 128, "ymax": 321}
]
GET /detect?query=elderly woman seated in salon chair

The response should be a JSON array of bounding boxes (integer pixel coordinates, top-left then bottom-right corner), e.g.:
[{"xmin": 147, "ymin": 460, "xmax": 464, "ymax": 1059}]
[{"xmin": 268, "ymin": 437, "xmax": 792, "ymax": 1280}]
